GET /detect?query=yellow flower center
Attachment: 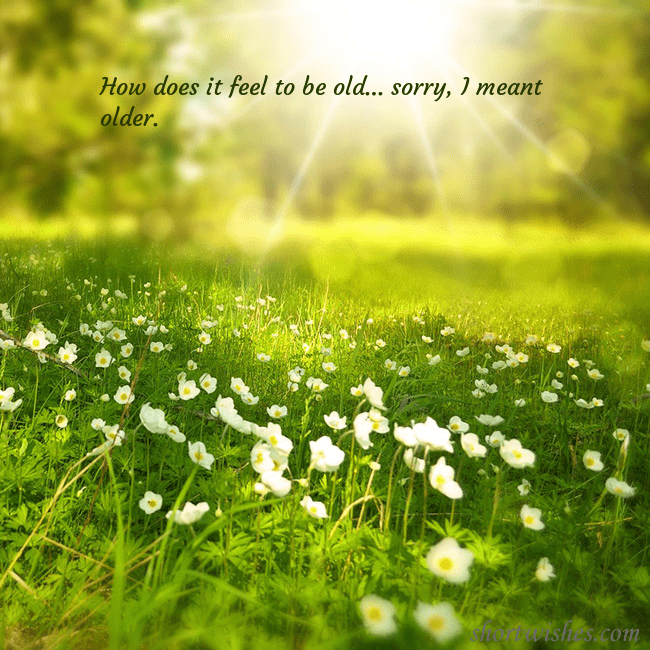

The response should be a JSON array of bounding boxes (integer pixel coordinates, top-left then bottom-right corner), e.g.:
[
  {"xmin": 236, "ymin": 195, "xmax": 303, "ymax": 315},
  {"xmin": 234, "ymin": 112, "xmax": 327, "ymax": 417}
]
[
  {"xmin": 525, "ymin": 515, "xmax": 534, "ymax": 525},
  {"xmin": 367, "ymin": 607, "xmax": 383, "ymax": 622},
  {"xmin": 438, "ymin": 557, "xmax": 453, "ymax": 571},
  {"xmin": 148, "ymin": 499, "xmax": 157, "ymax": 508},
  {"xmin": 183, "ymin": 388, "xmax": 191, "ymax": 395},
  {"xmin": 194, "ymin": 451, "xmax": 204, "ymax": 461},
  {"xmin": 428, "ymin": 615, "xmax": 445, "ymax": 632},
  {"xmin": 436, "ymin": 475, "xmax": 446, "ymax": 486},
  {"xmin": 269, "ymin": 435, "xmax": 278, "ymax": 446},
  {"xmin": 513, "ymin": 450, "xmax": 522, "ymax": 459},
  {"xmin": 586, "ymin": 457, "xmax": 594, "ymax": 466}
]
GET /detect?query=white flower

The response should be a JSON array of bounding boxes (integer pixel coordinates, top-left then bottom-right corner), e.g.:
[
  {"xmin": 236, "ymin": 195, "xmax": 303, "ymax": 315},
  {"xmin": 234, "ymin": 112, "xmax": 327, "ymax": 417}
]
[
  {"xmin": 322, "ymin": 361, "xmax": 336, "ymax": 373},
  {"xmin": 456, "ymin": 347, "xmax": 470, "ymax": 357},
  {"xmin": 500, "ymin": 439, "xmax": 535, "ymax": 469},
  {"xmin": 394, "ymin": 424, "xmax": 417, "ymax": 447},
  {"xmin": 199, "ymin": 373, "xmax": 217, "ymax": 394},
  {"xmin": 117, "ymin": 366, "xmax": 131, "ymax": 382},
  {"xmin": 107, "ymin": 327, "xmax": 126, "ymax": 342},
  {"xmin": 429, "ymin": 457, "xmax": 463, "ymax": 499},
  {"xmin": 300, "ymin": 496, "xmax": 328, "ymax": 519},
  {"xmin": 240, "ymin": 392, "xmax": 259, "ymax": 406},
  {"xmin": 166, "ymin": 501, "xmax": 209, "ymax": 525},
  {"xmin": 178, "ymin": 379, "xmax": 200, "ymax": 401},
  {"xmin": 229, "ymin": 377, "xmax": 249, "ymax": 396},
  {"xmin": 574, "ymin": 398, "xmax": 594, "ymax": 409},
  {"xmin": 64, "ymin": 389, "xmax": 76, "ymax": 402},
  {"xmin": 199, "ymin": 331, "xmax": 212, "ymax": 346},
  {"xmin": 139, "ymin": 491, "xmax": 163, "ymax": 514},
  {"xmin": 486, "ymin": 431, "xmax": 505, "ymax": 447},
  {"xmin": 324, "ymin": 411, "xmax": 347, "ymax": 430},
  {"xmin": 258, "ymin": 423, "xmax": 293, "ymax": 456},
  {"xmin": 58, "ymin": 344, "xmax": 78, "ymax": 364},
  {"xmin": 384, "ymin": 359, "xmax": 396, "ymax": 371},
  {"xmin": 257, "ymin": 352, "xmax": 271, "ymax": 362},
  {"xmin": 404, "ymin": 448, "xmax": 425, "ymax": 473},
  {"xmin": 583, "ymin": 450, "xmax": 604, "ymax": 472},
  {"xmin": 612, "ymin": 428, "xmax": 630, "ymax": 442},
  {"xmin": 605, "ymin": 477, "xmax": 635, "ymax": 498},
  {"xmin": 95, "ymin": 349, "xmax": 112, "ymax": 368},
  {"xmin": 520, "ymin": 504, "xmax": 545, "ymax": 530},
  {"xmin": 517, "ymin": 478, "xmax": 531, "ymax": 496},
  {"xmin": 425, "ymin": 537, "xmax": 474, "ymax": 584},
  {"xmin": 149, "ymin": 341, "xmax": 164, "ymax": 354},
  {"xmin": 447, "ymin": 416, "xmax": 469, "ymax": 434},
  {"xmin": 188, "ymin": 441, "xmax": 215, "ymax": 470},
  {"xmin": 350, "ymin": 384, "xmax": 364, "ymax": 397},
  {"xmin": 91, "ymin": 418, "xmax": 105, "ymax": 431},
  {"xmin": 113, "ymin": 385, "xmax": 135, "ymax": 405},
  {"xmin": 535, "ymin": 557, "xmax": 555, "ymax": 582},
  {"xmin": 427, "ymin": 354, "xmax": 442, "ymax": 366},
  {"xmin": 359, "ymin": 595, "xmax": 397, "ymax": 637},
  {"xmin": 541, "ymin": 391, "xmax": 558, "ymax": 403},
  {"xmin": 514, "ymin": 398, "xmax": 526, "ymax": 407},
  {"xmin": 55, "ymin": 414, "xmax": 68, "ymax": 429},
  {"xmin": 23, "ymin": 330, "xmax": 50, "ymax": 351},
  {"xmin": 306, "ymin": 377, "xmax": 328, "ymax": 393},
  {"xmin": 568, "ymin": 357, "xmax": 580, "ymax": 368},
  {"xmin": 166, "ymin": 425, "xmax": 186, "ymax": 443},
  {"xmin": 267, "ymin": 404, "xmax": 288, "ymax": 419},
  {"xmin": 475, "ymin": 414, "xmax": 504, "ymax": 427},
  {"xmin": 139, "ymin": 403, "xmax": 170, "ymax": 435},
  {"xmin": 440, "ymin": 326, "xmax": 455, "ymax": 337},
  {"xmin": 460, "ymin": 433, "xmax": 487, "ymax": 458},
  {"xmin": 642, "ymin": 339, "xmax": 650, "ymax": 352},
  {"xmin": 546, "ymin": 343, "xmax": 562, "ymax": 353},
  {"xmin": 120, "ymin": 343, "xmax": 134, "ymax": 358},
  {"xmin": 551, "ymin": 379, "xmax": 563, "ymax": 390},
  {"xmin": 413, "ymin": 418, "xmax": 454, "ymax": 453},
  {"xmin": 309, "ymin": 436, "xmax": 345, "ymax": 472},
  {"xmin": 103, "ymin": 425, "xmax": 125, "ymax": 446},
  {"xmin": 362, "ymin": 378, "xmax": 385, "ymax": 409},
  {"xmin": 251, "ymin": 441, "xmax": 275, "ymax": 474},
  {"xmin": 260, "ymin": 470, "xmax": 292, "ymax": 497},
  {"xmin": 587, "ymin": 368, "xmax": 605, "ymax": 381},
  {"xmin": 413, "ymin": 601, "xmax": 462, "ymax": 644}
]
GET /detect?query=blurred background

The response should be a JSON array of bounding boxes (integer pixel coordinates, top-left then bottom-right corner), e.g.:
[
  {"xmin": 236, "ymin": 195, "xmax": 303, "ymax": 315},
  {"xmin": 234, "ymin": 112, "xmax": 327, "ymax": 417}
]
[{"xmin": 1, "ymin": 0, "xmax": 649, "ymax": 251}]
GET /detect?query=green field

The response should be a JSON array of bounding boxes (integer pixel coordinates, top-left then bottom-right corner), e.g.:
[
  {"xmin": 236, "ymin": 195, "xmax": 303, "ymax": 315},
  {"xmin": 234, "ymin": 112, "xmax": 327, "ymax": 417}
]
[{"xmin": 1, "ymin": 223, "xmax": 649, "ymax": 649}]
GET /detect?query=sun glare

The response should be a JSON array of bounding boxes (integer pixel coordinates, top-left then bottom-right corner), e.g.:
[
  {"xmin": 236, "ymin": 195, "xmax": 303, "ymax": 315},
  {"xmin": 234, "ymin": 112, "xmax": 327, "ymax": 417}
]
[{"xmin": 295, "ymin": 0, "xmax": 458, "ymax": 78}]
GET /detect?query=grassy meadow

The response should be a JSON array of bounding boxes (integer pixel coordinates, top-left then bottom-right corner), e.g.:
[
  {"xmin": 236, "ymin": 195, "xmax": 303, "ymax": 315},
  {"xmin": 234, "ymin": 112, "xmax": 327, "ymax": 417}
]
[{"xmin": 1, "ymin": 219, "xmax": 649, "ymax": 649}]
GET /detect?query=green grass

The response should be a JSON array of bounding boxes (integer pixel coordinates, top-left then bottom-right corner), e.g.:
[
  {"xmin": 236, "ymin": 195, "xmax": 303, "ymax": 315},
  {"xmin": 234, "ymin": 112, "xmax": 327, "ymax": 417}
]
[{"xmin": 0, "ymin": 229, "xmax": 649, "ymax": 649}]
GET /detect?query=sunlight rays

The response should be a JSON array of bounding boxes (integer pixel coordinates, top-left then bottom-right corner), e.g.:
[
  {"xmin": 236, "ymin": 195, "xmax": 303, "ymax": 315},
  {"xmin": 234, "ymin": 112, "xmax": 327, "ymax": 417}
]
[{"xmin": 447, "ymin": 55, "xmax": 619, "ymax": 218}]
